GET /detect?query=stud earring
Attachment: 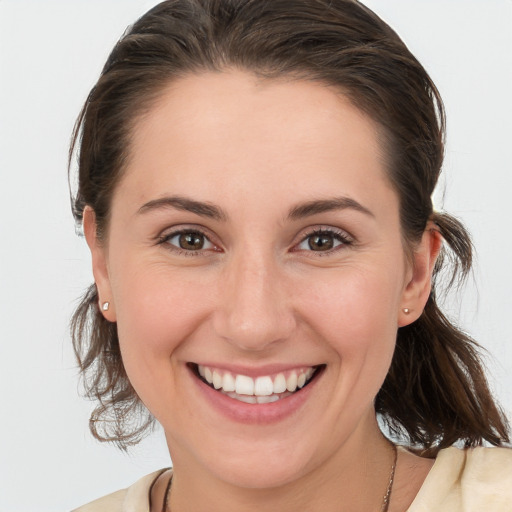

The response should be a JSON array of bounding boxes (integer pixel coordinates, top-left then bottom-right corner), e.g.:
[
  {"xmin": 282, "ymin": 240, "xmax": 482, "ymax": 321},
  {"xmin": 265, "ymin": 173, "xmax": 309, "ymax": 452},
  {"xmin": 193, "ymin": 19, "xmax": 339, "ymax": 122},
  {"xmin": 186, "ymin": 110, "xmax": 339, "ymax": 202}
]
[
  {"xmin": 102, "ymin": 301, "xmax": 110, "ymax": 311},
  {"xmin": 403, "ymin": 308, "xmax": 410, "ymax": 314}
]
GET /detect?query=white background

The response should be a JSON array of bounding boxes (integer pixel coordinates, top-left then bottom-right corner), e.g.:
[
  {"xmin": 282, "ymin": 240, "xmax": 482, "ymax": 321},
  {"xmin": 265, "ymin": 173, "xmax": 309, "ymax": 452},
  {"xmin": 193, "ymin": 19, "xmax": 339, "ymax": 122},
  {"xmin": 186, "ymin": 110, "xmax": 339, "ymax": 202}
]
[{"xmin": 0, "ymin": 1, "xmax": 511, "ymax": 510}]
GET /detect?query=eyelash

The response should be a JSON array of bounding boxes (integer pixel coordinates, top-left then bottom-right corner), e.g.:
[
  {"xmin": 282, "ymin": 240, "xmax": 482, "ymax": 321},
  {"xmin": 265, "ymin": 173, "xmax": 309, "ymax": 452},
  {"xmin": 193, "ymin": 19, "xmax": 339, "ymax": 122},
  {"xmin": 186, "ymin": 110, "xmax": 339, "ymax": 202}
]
[
  {"xmin": 156, "ymin": 226, "xmax": 353, "ymax": 256},
  {"xmin": 156, "ymin": 228, "xmax": 218, "ymax": 257},
  {"xmin": 295, "ymin": 227, "xmax": 353, "ymax": 255}
]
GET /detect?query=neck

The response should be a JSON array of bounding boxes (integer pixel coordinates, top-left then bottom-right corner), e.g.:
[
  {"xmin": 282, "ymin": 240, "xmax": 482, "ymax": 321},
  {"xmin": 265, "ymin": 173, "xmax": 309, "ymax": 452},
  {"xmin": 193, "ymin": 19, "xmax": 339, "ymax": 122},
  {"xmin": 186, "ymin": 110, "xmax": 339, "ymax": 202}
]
[{"xmin": 161, "ymin": 413, "xmax": 396, "ymax": 512}]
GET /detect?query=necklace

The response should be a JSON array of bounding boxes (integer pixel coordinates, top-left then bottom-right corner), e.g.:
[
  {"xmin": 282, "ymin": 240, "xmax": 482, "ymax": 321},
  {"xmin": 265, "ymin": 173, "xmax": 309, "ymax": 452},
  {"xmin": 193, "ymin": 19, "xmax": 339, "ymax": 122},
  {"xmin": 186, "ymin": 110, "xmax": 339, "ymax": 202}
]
[
  {"xmin": 381, "ymin": 443, "xmax": 398, "ymax": 512},
  {"xmin": 162, "ymin": 443, "xmax": 398, "ymax": 512}
]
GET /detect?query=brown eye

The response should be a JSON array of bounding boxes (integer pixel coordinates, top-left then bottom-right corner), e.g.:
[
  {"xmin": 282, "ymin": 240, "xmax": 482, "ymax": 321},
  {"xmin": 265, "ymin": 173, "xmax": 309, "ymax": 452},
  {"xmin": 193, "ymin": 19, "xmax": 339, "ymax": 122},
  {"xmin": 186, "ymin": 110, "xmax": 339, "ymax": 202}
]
[
  {"xmin": 296, "ymin": 229, "xmax": 352, "ymax": 253},
  {"xmin": 162, "ymin": 230, "xmax": 215, "ymax": 252},
  {"xmin": 308, "ymin": 234, "xmax": 335, "ymax": 251},
  {"xmin": 179, "ymin": 232, "xmax": 205, "ymax": 250}
]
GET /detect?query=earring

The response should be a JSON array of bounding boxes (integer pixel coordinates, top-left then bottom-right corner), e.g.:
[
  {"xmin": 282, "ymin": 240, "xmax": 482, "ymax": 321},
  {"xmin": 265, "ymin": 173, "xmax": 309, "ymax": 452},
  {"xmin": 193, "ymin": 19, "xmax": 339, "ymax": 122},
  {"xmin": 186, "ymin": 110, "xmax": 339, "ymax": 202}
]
[
  {"xmin": 403, "ymin": 308, "xmax": 410, "ymax": 314},
  {"xmin": 102, "ymin": 301, "xmax": 110, "ymax": 311}
]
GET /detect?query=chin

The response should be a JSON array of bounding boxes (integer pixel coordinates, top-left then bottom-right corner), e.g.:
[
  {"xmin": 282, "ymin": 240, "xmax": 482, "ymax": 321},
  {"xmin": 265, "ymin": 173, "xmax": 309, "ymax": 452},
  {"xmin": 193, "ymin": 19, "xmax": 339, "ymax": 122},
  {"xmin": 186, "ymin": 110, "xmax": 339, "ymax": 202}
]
[{"xmin": 202, "ymin": 443, "xmax": 316, "ymax": 490}]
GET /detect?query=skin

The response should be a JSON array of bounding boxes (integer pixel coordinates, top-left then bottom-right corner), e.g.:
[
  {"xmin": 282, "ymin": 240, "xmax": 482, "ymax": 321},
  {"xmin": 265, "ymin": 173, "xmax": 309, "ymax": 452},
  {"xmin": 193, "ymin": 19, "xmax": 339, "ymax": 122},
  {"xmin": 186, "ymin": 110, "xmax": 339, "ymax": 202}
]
[{"xmin": 84, "ymin": 71, "xmax": 440, "ymax": 512}]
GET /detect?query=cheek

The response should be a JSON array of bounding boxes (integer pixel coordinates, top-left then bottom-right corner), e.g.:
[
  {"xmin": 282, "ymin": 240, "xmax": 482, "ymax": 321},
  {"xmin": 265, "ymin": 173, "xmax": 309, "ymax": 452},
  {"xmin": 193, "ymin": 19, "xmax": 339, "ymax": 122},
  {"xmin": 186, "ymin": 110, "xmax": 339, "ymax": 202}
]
[
  {"xmin": 110, "ymin": 264, "xmax": 222, "ymax": 425},
  {"xmin": 111, "ymin": 264, "xmax": 214, "ymax": 396},
  {"xmin": 296, "ymin": 264, "xmax": 403, "ymax": 368}
]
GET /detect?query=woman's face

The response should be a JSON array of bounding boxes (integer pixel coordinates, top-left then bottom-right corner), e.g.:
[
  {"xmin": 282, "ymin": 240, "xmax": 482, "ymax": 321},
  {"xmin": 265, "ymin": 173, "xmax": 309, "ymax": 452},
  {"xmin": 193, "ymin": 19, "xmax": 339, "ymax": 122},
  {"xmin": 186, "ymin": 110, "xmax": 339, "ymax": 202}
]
[{"xmin": 87, "ymin": 71, "xmax": 434, "ymax": 488}]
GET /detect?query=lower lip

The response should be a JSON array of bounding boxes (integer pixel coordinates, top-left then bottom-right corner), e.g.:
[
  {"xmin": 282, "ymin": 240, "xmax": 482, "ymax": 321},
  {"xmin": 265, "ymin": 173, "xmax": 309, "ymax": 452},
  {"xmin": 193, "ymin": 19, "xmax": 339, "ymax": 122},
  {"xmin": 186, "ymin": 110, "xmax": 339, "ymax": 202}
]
[{"xmin": 189, "ymin": 366, "xmax": 322, "ymax": 424}]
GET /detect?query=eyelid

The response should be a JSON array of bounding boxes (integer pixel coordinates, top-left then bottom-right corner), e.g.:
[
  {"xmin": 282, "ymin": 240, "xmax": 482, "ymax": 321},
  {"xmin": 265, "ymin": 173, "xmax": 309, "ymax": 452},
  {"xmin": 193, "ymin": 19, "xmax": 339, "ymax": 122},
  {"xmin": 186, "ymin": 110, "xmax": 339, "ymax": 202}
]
[
  {"xmin": 154, "ymin": 224, "xmax": 354, "ymax": 256},
  {"xmin": 292, "ymin": 226, "xmax": 354, "ymax": 253},
  {"xmin": 156, "ymin": 224, "xmax": 221, "ymax": 254}
]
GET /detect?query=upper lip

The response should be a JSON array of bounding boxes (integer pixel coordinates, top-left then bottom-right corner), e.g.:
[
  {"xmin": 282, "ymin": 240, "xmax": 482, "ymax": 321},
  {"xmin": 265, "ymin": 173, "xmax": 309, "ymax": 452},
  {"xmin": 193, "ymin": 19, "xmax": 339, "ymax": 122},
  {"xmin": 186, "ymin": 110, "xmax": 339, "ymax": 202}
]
[{"xmin": 189, "ymin": 362, "xmax": 322, "ymax": 378}]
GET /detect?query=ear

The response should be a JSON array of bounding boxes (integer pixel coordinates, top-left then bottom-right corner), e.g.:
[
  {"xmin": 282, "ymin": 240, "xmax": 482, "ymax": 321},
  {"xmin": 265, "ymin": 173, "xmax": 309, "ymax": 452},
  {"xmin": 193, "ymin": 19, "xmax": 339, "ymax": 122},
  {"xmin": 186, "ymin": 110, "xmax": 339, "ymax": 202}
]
[
  {"xmin": 398, "ymin": 223, "xmax": 442, "ymax": 327},
  {"xmin": 83, "ymin": 206, "xmax": 117, "ymax": 322}
]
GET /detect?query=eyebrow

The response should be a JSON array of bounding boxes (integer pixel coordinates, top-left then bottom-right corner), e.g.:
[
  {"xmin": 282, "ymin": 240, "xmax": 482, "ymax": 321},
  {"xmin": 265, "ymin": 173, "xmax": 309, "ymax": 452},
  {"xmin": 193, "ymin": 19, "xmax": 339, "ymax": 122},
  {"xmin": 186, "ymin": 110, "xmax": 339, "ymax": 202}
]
[
  {"xmin": 137, "ymin": 195, "xmax": 228, "ymax": 221},
  {"xmin": 137, "ymin": 194, "xmax": 373, "ymax": 221},
  {"xmin": 287, "ymin": 196, "xmax": 374, "ymax": 220}
]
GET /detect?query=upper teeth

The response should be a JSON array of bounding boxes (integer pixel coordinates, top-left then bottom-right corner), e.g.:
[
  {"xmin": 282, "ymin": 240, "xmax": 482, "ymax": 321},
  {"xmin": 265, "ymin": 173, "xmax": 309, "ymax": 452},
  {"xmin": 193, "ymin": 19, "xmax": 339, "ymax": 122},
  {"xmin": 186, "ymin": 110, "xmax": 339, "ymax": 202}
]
[{"xmin": 197, "ymin": 365, "xmax": 316, "ymax": 395}]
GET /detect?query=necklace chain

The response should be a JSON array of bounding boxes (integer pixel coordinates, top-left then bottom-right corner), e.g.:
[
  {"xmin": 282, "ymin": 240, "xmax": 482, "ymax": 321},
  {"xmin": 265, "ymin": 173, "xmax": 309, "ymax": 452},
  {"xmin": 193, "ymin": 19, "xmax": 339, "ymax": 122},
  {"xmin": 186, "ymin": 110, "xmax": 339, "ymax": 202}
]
[
  {"xmin": 381, "ymin": 443, "xmax": 398, "ymax": 512},
  {"xmin": 162, "ymin": 443, "xmax": 398, "ymax": 512}
]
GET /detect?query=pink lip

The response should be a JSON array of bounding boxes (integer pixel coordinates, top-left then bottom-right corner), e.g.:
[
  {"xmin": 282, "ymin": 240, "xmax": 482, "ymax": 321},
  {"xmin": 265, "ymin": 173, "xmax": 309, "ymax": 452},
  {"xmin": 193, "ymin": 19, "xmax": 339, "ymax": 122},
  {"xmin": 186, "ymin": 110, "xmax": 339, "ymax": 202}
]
[{"xmin": 188, "ymin": 364, "xmax": 323, "ymax": 424}]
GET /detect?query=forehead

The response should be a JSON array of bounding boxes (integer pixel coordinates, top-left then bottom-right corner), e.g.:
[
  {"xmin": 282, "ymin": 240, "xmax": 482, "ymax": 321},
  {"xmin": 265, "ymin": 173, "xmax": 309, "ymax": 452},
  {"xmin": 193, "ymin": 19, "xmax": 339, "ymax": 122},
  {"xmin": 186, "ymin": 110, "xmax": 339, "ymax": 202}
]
[{"xmin": 116, "ymin": 70, "xmax": 395, "ymax": 216}]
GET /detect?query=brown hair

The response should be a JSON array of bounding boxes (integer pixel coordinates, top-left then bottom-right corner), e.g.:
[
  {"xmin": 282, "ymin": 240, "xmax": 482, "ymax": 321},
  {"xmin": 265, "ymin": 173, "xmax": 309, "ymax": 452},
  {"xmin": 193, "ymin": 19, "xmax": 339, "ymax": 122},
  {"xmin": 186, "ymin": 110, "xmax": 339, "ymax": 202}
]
[{"xmin": 70, "ymin": 0, "xmax": 510, "ymax": 451}]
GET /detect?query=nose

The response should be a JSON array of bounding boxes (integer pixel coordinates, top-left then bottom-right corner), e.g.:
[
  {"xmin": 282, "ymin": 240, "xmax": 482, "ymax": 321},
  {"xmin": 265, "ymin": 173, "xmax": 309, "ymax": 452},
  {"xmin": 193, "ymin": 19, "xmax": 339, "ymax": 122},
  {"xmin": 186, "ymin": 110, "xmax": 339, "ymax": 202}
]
[{"xmin": 212, "ymin": 250, "xmax": 296, "ymax": 352}]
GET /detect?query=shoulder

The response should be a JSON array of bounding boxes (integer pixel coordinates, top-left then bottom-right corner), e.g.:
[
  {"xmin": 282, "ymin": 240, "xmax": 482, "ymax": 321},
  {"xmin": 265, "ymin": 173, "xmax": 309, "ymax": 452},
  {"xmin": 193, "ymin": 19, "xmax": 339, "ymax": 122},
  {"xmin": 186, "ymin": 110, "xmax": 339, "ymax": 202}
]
[
  {"xmin": 72, "ymin": 489, "xmax": 126, "ymax": 512},
  {"xmin": 408, "ymin": 446, "xmax": 512, "ymax": 512},
  {"xmin": 437, "ymin": 445, "xmax": 512, "ymax": 486},
  {"xmin": 72, "ymin": 469, "xmax": 167, "ymax": 512}
]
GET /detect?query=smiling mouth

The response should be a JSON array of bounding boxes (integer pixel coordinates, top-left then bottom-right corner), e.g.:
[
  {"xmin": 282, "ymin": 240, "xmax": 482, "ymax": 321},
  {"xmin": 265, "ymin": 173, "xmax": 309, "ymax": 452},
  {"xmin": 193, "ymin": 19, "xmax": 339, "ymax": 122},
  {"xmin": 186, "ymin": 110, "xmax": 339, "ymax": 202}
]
[{"xmin": 190, "ymin": 363, "xmax": 324, "ymax": 404}]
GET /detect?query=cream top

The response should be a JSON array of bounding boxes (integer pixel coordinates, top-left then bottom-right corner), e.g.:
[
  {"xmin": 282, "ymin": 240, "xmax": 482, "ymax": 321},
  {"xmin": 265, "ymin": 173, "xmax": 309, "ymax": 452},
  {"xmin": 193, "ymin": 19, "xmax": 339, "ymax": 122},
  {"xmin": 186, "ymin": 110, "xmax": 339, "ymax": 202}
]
[{"xmin": 73, "ymin": 446, "xmax": 512, "ymax": 512}]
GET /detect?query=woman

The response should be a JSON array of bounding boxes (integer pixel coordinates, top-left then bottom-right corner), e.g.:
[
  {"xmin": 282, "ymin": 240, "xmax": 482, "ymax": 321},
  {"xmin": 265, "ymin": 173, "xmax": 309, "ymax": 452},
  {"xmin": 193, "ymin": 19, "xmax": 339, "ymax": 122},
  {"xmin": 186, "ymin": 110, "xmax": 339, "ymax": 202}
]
[{"xmin": 70, "ymin": 0, "xmax": 511, "ymax": 510}]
